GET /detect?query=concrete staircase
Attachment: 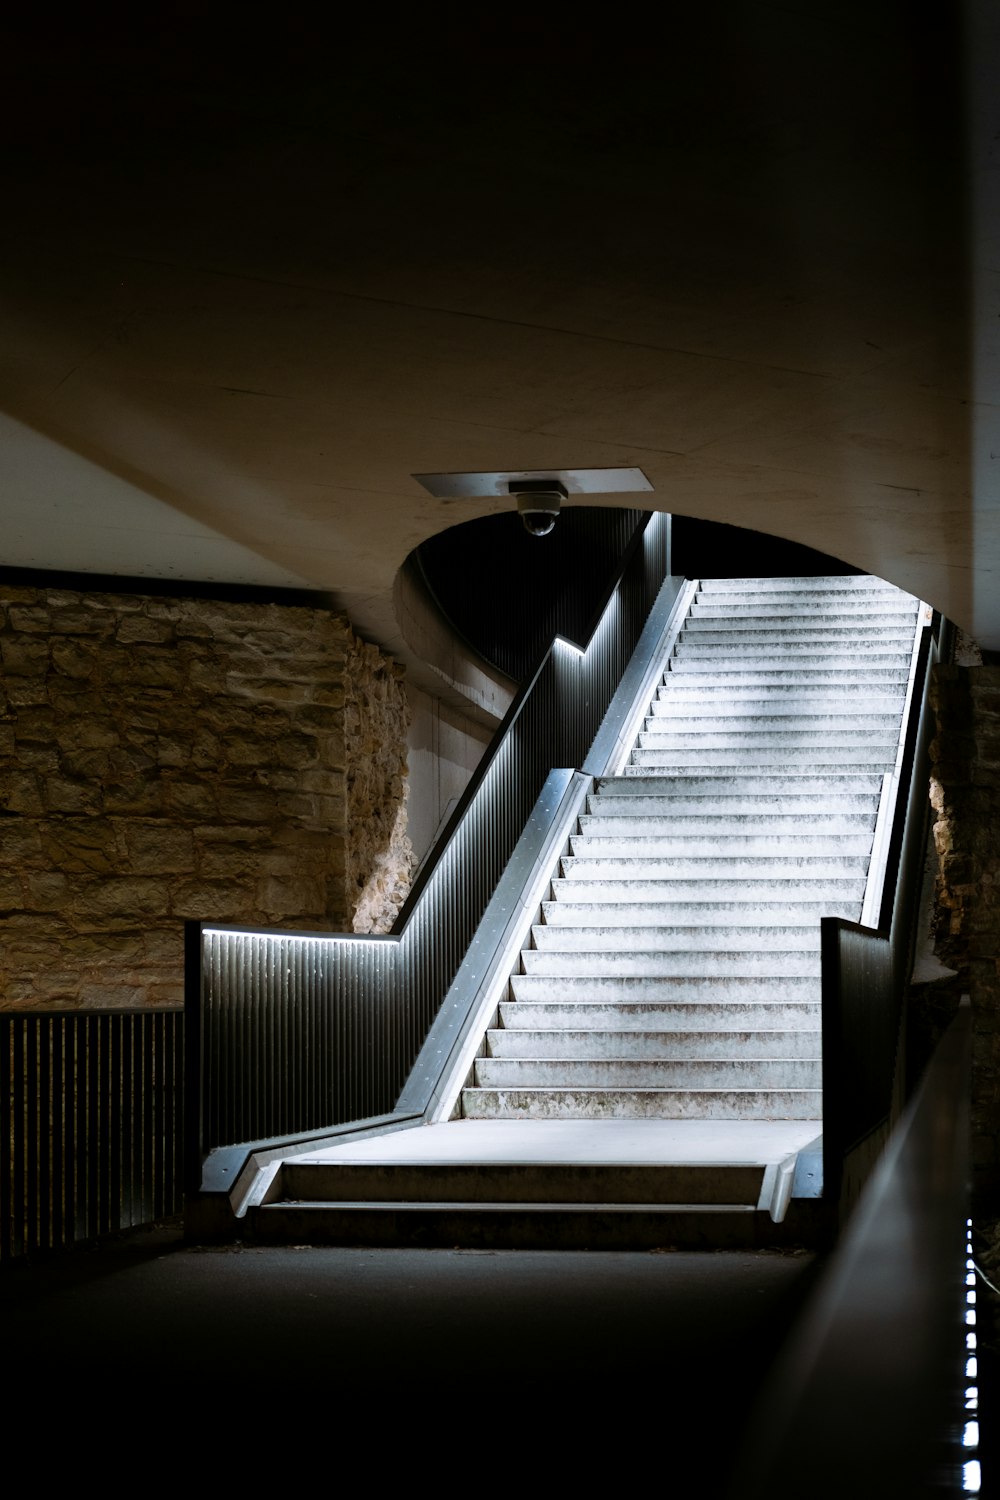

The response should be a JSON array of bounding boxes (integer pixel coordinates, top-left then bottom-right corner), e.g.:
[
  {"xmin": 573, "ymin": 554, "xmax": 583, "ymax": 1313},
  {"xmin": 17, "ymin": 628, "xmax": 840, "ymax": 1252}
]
[
  {"xmin": 245, "ymin": 574, "xmax": 921, "ymax": 1249},
  {"xmin": 462, "ymin": 574, "xmax": 921, "ymax": 1125}
]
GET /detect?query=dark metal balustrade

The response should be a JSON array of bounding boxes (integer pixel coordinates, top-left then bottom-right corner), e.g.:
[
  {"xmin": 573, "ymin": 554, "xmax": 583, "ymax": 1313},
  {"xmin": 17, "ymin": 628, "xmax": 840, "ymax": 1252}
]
[
  {"xmin": 822, "ymin": 611, "xmax": 954, "ymax": 1216},
  {"xmin": 729, "ymin": 999, "xmax": 973, "ymax": 1499},
  {"xmin": 187, "ymin": 512, "xmax": 677, "ymax": 1197},
  {"xmin": 1, "ymin": 1009, "xmax": 184, "ymax": 1263}
]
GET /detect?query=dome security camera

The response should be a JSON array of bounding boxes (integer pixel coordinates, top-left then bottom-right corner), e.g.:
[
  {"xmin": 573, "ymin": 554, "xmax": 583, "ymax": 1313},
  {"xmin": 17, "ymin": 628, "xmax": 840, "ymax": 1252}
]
[{"xmin": 509, "ymin": 479, "xmax": 568, "ymax": 537}]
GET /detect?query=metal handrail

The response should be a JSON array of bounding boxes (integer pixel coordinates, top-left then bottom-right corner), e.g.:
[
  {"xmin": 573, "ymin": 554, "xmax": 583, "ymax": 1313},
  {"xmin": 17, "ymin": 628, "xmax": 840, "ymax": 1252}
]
[
  {"xmin": 729, "ymin": 998, "xmax": 972, "ymax": 1499},
  {"xmin": 822, "ymin": 609, "xmax": 954, "ymax": 1215},
  {"xmin": 186, "ymin": 512, "xmax": 679, "ymax": 1207}
]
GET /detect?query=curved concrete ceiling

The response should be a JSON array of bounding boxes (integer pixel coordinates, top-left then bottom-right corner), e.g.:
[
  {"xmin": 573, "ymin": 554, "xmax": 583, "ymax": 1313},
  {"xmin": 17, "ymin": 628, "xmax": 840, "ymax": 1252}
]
[{"xmin": 2, "ymin": 7, "xmax": 998, "ymax": 646}]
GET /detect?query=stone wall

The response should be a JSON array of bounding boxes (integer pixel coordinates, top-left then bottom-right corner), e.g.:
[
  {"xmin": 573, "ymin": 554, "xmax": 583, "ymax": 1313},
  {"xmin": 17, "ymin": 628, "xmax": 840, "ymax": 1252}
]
[
  {"xmin": 345, "ymin": 633, "xmax": 415, "ymax": 933},
  {"xmin": 926, "ymin": 662, "xmax": 1000, "ymax": 1204},
  {"xmin": 0, "ymin": 584, "xmax": 413, "ymax": 1010}
]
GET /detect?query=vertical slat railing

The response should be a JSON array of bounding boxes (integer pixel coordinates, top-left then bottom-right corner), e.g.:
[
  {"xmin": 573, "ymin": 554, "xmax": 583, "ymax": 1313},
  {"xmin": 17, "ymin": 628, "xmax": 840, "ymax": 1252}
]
[
  {"xmin": 1, "ymin": 1010, "xmax": 184, "ymax": 1264},
  {"xmin": 189, "ymin": 513, "xmax": 676, "ymax": 1181}
]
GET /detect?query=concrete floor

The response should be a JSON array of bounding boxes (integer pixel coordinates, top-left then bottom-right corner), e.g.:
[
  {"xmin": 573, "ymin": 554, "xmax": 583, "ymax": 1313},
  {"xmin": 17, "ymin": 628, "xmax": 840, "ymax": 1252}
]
[{"xmin": 1, "ymin": 1221, "xmax": 821, "ymax": 1490}]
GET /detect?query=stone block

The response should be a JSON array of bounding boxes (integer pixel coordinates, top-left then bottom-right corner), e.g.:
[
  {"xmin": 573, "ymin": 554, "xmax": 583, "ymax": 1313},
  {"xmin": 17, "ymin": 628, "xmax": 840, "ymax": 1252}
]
[
  {"xmin": 215, "ymin": 786, "xmax": 278, "ymax": 821},
  {"xmin": 1, "ymin": 637, "xmax": 49, "ymax": 675},
  {"xmin": 61, "ymin": 748, "xmax": 112, "ymax": 780},
  {"xmin": 73, "ymin": 876, "xmax": 172, "ymax": 918},
  {"xmin": 46, "ymin": 606, "xmax": 111, "ymax": 636},
  {"xmin": 222, "ymin": 733, "xmax": 275, "ymax": 767},
  {"xmin": 1, "ymin": 772, "xmax": 44, "ymax": 815},
  {"xmin": 172, "ymin": 880, "xmax": 254, "ymax": 921},
  {"xmin": 194, "ymin": 823, "xmax": 270, "ymax": 845},
  {"xmin": 116, "ymin": 614, "xmax": 174, "ymax": 644},
  {"xmin": 145, "ymin": 982, "xmax": 185, "ymax": 1008},
  {"xmin": 1, "ymin": 821, "xmax": 43, "ymax": 863},
  {"xmin": 66, "ymin": 932, "xmax": 146, "ymax": 962},
  {"xmin": 197, "ymin": 844, "xmax": 262, "ymax": 880},
  {"xmin": 6, "ymin": 678, "xmax": 48, "ymax": 706},
  {"xmin": 163, "ymin": 780, "xmax": 218, "ymax": 818},
  {"xmin": 128, "ymin": 655, "xmax": 185, "ymax": 691},
  {"xmin": 78, "ymin": 983, "xmax": 147, "ymax": 1009},
  {"xmin": 257, "ymin": 875, "xmax": 327, "ymax": 918},
  {"xmin": 23, "ymin": 872, "xmax": 70, "ymax": 910},
  {"xmin": 274, "ymin": 734, "xmax": 320, "ymax": 769},
  {"xmin": 43, "ymin": 777, "xmax": 102, "ymax": 814},
  {"xmin": 101, "ymin": 778, "xmax": 164, "ymax": 816},
  {"xmin": 225, "ymin": 674, "xmax": 312, "ymax": 704},
  {"xmin": 8, "ymin": 606, "xmax": 54, "ymax": 633},
  {"xmin": 50, "ymin": 639, "xmax": 97, "ymax": 679},
  {"xmin": 40, "ymin": 820, "xmax": 120, "ymax": 873},
  {"xmin": 123, "ymin": 824, "xmax": 196, "ymax": 873}
]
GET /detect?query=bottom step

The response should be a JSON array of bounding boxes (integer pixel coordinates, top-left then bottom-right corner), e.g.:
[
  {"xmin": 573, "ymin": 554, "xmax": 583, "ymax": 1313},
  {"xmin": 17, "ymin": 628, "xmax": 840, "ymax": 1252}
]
[
  {"xmin": 462, "ymin": 1088, "xmax": 822, "ymax": 1120},
  {"xmin": 246, "ymin": 1199, "xmax": 827, "ymax": 1250}
]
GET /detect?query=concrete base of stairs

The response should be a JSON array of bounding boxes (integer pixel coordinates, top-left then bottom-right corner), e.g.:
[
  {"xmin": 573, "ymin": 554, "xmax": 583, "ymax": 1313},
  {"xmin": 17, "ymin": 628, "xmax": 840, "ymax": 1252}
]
[{"xmin": 245, "ymin": 1119, "xmax": 828, "ymax": 1251}]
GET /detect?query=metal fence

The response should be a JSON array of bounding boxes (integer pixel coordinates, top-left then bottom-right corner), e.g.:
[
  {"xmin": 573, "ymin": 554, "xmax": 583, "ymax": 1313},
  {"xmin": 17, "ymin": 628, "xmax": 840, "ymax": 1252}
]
[
  {"xmin": 822, "ymin": 612, "xmax": 953, "ymax": 1215},
  {"xmin": 187, "ymin": 513, "xmax": 675, "ymax": 1190},
  {"xmin": 1, "ymin": 1009, "xmax": 184, "ymax": 1263}
]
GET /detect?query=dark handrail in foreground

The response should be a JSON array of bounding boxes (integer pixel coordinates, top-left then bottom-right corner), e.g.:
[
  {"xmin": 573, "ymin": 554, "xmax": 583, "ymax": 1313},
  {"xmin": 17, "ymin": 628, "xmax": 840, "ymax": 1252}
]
[
  {"xmin": 822, "ymin": 613, "xmax": 953, "ymax": 1216},
  {"xmin": 728, "ymin": 998, "xmax": 972, "ymax": 1499},
  {"xmin": 186, "ymin": 514, "xmax": 676, "ymax": 1210}
]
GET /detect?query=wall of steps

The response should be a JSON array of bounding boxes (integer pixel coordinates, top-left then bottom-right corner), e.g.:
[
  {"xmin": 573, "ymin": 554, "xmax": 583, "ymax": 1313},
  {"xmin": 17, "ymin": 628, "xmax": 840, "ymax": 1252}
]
[{"xmin": 461, "ymin": 575, "xmax": 921, "ymax": 1122}]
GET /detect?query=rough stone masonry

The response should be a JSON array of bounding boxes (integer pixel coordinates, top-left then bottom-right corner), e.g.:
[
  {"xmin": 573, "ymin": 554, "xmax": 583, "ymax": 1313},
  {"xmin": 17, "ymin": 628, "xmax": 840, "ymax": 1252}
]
[{"xmin": 0, "ymin": 585, "xmax": 414, "ymax": 1011}]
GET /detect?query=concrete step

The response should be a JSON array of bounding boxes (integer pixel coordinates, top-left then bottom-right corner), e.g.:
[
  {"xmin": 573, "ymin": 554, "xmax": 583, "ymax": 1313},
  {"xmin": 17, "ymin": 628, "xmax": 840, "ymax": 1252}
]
[
  {"xmin": 585, "ymin": 795, "xmax": 879, "ymax": 816},
  {"xmin": 529, "ymin": 924, "xmax": 822, "ymax": 952},
  {"xmin": 486, "ymin": 1028, "xmax": 821, "ymax": 1059},
  {"xmin": 275, "ymin": 1157, "xmax": 768, "ymax": 1206},
  {"xmin": 687, "ymin": 604, "xmax": 918, "ymax": 623},
  {"xmin": 547, "ymin": 877, "xmax": 866, "ymax": 902},
  {"xmin": 656, "ymin": 687, "xmax": 905, "ymax": 708},
  {"xmin": 475, "ymin": 1058, "xmax": 821, "ymax": 1089},
  {"xmin": 245, "ymin": 1197, "xmax": 808, "ymax": 1250},
  {"xmin": 461, "ymin": 1087, "xmax": 823, "ymax": 1121},
  {"xmin": 519, "ymin": 950, "xmax": 821, "ymax": 978},
  {"xmin": 566, "ymin": 833, "xmax": 874, "ymax": 857},
  {"xmin": 636, "ymin": 729, "xmax": 897, "ymax": 749},
  {"xmin": 668, "ymin": 653, "xmax": 910, "ymax": 672},
  {"xmin": 509, "ymin": 975, "xmax": 821, "ymax": 1002},
  {"xmin": 676, "ymin": 641, "xmax": 913, "ymax": 658},
  {"xmin": 594, "ymin": 775, "xmax": 882, "ymax": 798},
  {"xmin": 628, "ymin": 748, "xmax": 896, "ymax": 769},
  {"xmin": 558, "ymin": 856, "xmax": 869, "ymax": 879},
  {"xmin": 499, "ymin": 1000, "xmax": 822, "ymax": 1030},
  {"xmin": 540, "ymin": 899, "xmax": 861, "ymax": 925},
  {"xmin": 667, "ymin": 664, "xmax": 909, "ymax": 684},
  {"xmin": 697, "ymin": 574, "xmax": 911, "ymax": 594},
  {"xmin": 676, "ymin": 627, "xmax": 916, "ymax": 646},
  {"xmin": 578, "ymin": 813, "xmax": 875, "ymax": 834},
  {"xmin": 644, "ymin": 710, "xmax": 900, "ymax": 732}
]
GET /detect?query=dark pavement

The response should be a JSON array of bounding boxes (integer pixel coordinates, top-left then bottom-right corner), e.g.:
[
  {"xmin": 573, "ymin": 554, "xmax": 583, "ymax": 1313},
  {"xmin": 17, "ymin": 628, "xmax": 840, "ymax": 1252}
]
[{"xmin": 2, "ymin": 1220, "xmax": 821, "ymax": 1488}]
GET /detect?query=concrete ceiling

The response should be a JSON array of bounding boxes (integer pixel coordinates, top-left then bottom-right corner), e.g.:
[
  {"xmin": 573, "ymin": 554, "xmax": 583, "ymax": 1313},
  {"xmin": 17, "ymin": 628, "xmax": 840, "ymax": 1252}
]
[{"xmin": 2, "ymin": 6, "xmax": 998, "ymax": 649}]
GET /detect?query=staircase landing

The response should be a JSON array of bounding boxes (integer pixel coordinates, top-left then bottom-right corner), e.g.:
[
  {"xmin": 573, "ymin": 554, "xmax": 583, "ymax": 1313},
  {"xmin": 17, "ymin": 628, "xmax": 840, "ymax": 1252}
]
[{"xmin": 247, "ymin": 1119, "xmax": 824, "ymax": 1249}]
